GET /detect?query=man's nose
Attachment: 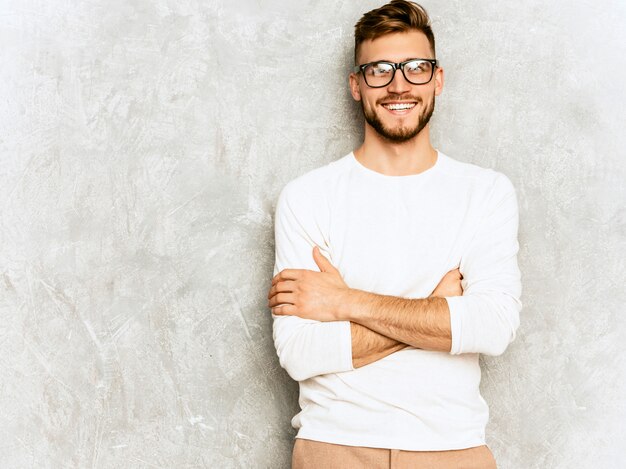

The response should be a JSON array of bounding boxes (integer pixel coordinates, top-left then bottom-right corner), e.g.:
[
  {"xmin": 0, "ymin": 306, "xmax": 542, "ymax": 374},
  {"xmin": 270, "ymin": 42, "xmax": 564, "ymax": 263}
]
[{"xmin": 387, "ymin": 67, "xmax": 411, "ymax": 93}]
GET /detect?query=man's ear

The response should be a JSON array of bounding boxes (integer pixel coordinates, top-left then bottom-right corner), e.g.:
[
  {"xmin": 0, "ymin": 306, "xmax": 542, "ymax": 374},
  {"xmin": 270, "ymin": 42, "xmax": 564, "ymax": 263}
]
[
  {"xmin": 434, "ymin": 66, "xmax": 444, "ymax": 97},
  {"xmin": 349, "ymin": 72, "xmax": 362, "ymax": 101}
]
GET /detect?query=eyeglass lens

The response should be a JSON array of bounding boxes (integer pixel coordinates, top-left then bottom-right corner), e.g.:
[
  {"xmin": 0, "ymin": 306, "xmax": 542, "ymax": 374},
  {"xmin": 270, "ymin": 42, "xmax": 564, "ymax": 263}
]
[{"xmin": 363, "ymin": 60, "xmax": 434, "ymax": 87}]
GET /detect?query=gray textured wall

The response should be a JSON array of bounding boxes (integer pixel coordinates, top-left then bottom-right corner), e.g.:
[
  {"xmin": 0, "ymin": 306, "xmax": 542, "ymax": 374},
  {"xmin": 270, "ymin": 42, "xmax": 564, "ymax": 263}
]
[{"xmin": 1, "ymin": 0, "xmax": 624, "ymax": 468}]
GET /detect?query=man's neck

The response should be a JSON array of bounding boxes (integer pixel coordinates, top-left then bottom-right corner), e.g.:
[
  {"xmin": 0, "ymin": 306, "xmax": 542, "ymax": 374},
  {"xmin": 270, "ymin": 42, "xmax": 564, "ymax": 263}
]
[{"xmin": 353, "ymin": 124, "xmax": 437, "ymax": 177}]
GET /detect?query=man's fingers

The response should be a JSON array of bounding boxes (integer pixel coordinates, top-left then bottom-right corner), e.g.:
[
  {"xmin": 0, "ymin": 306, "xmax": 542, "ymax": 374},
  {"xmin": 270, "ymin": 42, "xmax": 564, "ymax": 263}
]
[
  {"xmin": 448, "ymin": 267, "xmax": 461, "ymax": 279},
  {"xmin": 268, "ymin": 291, "xmax": 296, "ymax": 308},
  {"xmin": 442, "ymin": 269, "xmax": 459, "ymax": 281},
  {"xmin": 267, "ymin": 280, "xmax": 296, "ymax": 299},
  {"xmin": 271, "ymin": 303, "xmax": 297, "ymax": 316},
  {"xmin": 268, "ymin": 279, "xmax": 297, "ymax": 299},
  {"xmin": 271, "ymin": 268, "xmax": 305, "ymax": 286},
  {"xmin": 271, "ymin": 304, "xmax": 299, "ymax": 316}
]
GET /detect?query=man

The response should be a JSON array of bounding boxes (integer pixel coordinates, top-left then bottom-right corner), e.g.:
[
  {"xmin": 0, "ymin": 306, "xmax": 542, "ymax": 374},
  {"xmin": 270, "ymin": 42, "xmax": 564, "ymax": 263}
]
[{"xmin": 267, "ymin": 1, "xmax": 522, "ymax": 468}]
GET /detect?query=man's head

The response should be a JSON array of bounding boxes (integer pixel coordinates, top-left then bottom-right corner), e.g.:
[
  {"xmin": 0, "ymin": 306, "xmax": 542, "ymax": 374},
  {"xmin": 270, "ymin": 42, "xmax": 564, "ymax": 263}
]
[
  {"xmin": 354, "ymin": 0, "xmax": 435, "ymax": 66},
  {"xmin": 349, "ymin": 1, "xmax": 443, "ymax": 144}
]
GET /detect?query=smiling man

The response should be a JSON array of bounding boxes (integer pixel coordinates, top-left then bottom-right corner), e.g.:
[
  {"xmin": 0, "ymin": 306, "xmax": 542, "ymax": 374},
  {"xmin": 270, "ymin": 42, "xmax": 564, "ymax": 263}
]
[{"xmin": 267, "ymin": 1, "xmax": 522, "ymax": 468}]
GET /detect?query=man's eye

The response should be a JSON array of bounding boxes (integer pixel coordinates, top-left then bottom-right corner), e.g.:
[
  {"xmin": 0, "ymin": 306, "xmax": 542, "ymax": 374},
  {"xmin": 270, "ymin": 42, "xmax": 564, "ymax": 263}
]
[
  {"xmin": 406, "ymin": 61, "xmax": 430, "ymax": 73},
  {"xmin": 368, "ymin": 64, "xmax": 392, "ymax": 76}
]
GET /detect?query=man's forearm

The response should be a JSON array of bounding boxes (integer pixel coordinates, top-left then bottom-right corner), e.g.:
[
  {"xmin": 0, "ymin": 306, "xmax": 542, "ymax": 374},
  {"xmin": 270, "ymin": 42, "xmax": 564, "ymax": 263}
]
[
  {"xmin": 345, "ymin": 290, "xmax": 452, "ymax": 353},
  {"xmin": 350, "ymin": 322, "xmax": 410, "ymax": 368}
]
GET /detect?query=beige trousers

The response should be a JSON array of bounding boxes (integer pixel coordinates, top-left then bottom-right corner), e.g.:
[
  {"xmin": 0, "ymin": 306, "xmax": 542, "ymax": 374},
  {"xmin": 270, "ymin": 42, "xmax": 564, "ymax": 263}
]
[{"xmin": 291, "ymin": 438, "xmax": 498, "ymax": 469}]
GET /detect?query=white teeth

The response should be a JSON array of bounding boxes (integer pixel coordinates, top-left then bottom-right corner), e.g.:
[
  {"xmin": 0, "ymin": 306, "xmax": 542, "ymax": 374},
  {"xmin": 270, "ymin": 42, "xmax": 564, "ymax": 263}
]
[{"xmin": 384, "ymin": 103, "xmax": 416, "ymax": 110}]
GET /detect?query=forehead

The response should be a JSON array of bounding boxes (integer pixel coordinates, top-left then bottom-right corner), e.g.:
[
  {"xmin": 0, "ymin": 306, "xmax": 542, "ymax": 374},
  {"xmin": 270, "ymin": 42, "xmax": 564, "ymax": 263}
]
[{"xmin": 358, "ymin": 30, "xmax": 433, "ymax": 64}]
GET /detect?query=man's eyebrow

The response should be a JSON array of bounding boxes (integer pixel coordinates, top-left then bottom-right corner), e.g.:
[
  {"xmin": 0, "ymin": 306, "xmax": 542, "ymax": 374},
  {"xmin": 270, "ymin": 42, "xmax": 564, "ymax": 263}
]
[{"xmin": 367, "ymin": 57, "xmax": 425, "ymax": 63}]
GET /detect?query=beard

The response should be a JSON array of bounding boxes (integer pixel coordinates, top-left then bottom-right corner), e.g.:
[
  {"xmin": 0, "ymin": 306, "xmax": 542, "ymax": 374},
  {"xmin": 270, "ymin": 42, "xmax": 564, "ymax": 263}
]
[{"xmin": 361, "ymin": 92, "xmax": 435, "ymax": 143}]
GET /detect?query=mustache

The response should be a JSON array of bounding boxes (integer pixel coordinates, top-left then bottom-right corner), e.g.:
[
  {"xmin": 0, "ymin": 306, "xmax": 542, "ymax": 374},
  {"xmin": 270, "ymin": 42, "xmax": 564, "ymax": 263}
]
[{"xmin": 377, "ymin": 96, "xmax": 423, "ymax": 105}]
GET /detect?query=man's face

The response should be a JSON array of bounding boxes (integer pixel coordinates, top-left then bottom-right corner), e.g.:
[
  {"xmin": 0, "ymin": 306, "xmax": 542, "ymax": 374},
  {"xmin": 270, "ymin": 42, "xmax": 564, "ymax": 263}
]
[{"xmin": 349, "ymin": 30, "xmax": 444, "ymax": 143}]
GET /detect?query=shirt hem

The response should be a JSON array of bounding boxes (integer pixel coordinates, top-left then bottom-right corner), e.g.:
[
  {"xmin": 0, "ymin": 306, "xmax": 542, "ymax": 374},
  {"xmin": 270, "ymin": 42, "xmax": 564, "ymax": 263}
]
[{"xmin": 295, "ymin": 428, "xmax": 486, "ymax": 451}]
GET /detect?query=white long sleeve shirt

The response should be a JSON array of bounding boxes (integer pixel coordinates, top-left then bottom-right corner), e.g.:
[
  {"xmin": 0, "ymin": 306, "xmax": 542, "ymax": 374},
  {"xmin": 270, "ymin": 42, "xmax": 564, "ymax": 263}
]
[{"xmin": 271, "ymin": 149, "xmax": 522, "ymax": 451}]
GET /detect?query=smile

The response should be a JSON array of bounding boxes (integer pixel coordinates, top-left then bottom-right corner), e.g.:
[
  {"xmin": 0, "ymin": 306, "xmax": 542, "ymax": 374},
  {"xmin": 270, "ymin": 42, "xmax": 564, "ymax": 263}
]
[
  {"xmin": 380, "ymin": 101, "xmax": 418, "ymax": 116},
  {"xmin": 382, "ymin": 102, "xmax": 416, "ymax": 110}
]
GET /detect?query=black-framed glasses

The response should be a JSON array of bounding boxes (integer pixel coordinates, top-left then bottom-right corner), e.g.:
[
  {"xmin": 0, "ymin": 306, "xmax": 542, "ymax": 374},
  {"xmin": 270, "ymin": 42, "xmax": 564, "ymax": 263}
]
[{"xmin": 354, "ymin": 58, "xmax": 439, "ymax": 88}]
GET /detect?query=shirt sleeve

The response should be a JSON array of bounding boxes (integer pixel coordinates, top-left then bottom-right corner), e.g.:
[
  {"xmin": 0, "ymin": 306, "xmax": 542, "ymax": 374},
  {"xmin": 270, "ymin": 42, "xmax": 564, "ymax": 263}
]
[
  {"xmin": 270, "ymin": 180, "xmax": 354, "ymax": 382},
  {"xmin": 445, "ymin": 172, "xmax": 523, "ymax": 356}
]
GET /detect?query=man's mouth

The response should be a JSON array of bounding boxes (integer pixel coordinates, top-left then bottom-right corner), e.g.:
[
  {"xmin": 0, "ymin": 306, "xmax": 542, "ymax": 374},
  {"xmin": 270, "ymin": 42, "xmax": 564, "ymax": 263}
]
[
  {"xmin": 381, "ymin": 102, "xmax": 417, "ymax": 114},
  {"xmin": 382, "ymin": 102, "xmax": 416, "ymax": 110}
]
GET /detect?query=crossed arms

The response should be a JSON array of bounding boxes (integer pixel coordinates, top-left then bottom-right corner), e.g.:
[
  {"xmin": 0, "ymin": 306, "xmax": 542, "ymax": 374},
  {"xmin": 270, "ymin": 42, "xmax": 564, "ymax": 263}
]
[
  {"xmin": 344, "ymin": 270, "xmax": 463, "ymax": 367},
  {"xmin": 269, "ymin": 250, "xmax": 463, "ymax": 367},
  {"xmin": 268, "ymin": 174, "xmax": 522, "ymax": 381}
]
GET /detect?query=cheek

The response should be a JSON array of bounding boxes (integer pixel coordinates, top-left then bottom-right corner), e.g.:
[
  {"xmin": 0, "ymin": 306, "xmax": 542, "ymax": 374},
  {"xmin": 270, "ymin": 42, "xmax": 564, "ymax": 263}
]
[
  {"xmin": 363, "ymin": 99, "xmax": 378, "ymax": 114},
  {"xmin": 363, "ymin": 94, "xmax": 379, "ymax": 109}
]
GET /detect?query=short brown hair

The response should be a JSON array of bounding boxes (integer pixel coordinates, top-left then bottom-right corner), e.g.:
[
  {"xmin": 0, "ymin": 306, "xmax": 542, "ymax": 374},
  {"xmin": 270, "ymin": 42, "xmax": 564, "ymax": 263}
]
[{"xmin": 354, "ymin": 0, "xmax": 436, "ymax": 64}]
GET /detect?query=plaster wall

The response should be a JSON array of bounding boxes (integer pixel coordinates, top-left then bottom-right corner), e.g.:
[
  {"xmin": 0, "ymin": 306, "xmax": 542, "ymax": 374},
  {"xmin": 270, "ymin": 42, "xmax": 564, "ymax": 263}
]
[{"xmin": 1, "ymin": 1, "xmax": 624, "ymax": 467}]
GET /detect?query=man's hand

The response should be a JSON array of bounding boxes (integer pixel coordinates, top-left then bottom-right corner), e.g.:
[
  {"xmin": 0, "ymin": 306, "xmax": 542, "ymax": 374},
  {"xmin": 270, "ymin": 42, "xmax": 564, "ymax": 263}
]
[
  {"xmin": 429, "ymin": 267, "xmax": 463, "ymax": 298},
  {"xmin": 268, "ymin": 247, "xmax": 464, "ymax": 322},
  {"xmin": 268, "ymin": 246, "xmax": 350, "ymax": 321}
]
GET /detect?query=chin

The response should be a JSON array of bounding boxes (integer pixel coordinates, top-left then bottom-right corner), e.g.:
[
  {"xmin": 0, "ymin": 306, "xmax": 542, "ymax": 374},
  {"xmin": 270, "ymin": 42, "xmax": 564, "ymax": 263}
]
[{"xmin": 375, "ymin": 122, "xmax": 425, "ymax": 143}]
